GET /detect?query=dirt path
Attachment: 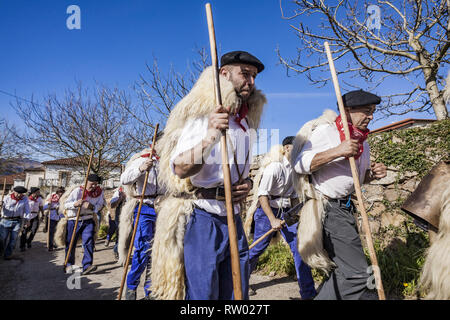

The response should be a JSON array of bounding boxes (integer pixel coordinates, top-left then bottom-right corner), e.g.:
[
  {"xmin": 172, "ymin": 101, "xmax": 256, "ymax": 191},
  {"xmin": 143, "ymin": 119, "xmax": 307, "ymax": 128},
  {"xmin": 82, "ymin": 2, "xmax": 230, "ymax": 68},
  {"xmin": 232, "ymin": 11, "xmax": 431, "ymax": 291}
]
[{"xmin": 0, "ymin": 224, "xmax": 303, "ymax": 300}]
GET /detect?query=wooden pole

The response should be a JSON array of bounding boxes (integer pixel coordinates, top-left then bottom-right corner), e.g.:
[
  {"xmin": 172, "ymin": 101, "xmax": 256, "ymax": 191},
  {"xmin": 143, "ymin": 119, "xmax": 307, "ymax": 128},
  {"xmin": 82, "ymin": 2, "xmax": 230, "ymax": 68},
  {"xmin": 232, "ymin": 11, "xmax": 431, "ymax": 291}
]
[
  {"xmin": 0, "ymin": 178, "xmax": 6, "ymax": 211},
  {"xmin": 205, "ymin": 3, "xmax": 243, "ymax": 300},
  {"xmin": 63, "ymin": 149, "xmax": 95, "ymax": 270},
  {"xmin": 117, "ymin": 123, "xmax": 159, "ymax": 300},
  {"xmin": 248, "ymin": 221, "xmax": 285, "ymax": 250},
  {"xmin": 324, "ymin": 41, "xmax": 386, "ymax": 300}
]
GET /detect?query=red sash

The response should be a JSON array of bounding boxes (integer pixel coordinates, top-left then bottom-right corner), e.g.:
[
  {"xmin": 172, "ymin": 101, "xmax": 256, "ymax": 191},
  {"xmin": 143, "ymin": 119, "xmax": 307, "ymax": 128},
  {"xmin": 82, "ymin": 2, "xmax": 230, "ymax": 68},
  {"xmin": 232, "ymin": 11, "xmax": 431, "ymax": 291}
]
[{"xmin": 335, "ymin": 115, "xmax": 370, "ymax": 160}]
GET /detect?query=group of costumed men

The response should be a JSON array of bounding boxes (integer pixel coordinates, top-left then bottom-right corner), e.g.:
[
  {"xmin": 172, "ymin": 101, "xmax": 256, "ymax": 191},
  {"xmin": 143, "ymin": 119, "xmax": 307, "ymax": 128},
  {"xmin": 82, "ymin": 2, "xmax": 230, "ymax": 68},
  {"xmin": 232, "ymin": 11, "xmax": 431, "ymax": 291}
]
[{"xmin": 0, "ymin": 50, "xmax": 448, "ymax": 300}]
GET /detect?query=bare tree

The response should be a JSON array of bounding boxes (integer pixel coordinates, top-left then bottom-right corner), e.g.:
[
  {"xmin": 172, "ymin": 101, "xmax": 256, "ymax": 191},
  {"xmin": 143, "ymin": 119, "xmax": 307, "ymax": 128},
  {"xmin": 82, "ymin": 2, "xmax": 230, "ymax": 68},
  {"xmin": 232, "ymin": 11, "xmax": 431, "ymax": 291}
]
[
  {"xmin": 11, "ymin": 82, "xmax": 141, "ymax": 179},
  {"xmin": 0, "ymin": 119, "xmax": 23, "ymax": 173},
  {"xmin": 122, "ymin": 47, "xmax": 209, "ymax": 148},
  {"xmin": 277, "ymin": 0, "xmax": 449, "ymax": 120}
]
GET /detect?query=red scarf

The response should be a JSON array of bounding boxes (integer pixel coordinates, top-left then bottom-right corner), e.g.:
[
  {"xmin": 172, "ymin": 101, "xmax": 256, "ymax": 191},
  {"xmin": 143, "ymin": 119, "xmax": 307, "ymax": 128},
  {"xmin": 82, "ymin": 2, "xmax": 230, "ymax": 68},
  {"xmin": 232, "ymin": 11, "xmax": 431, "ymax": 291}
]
[
  {"xmin": 11, "ymin": 193, "xmax": 24, "ymax": 201},
  {"xmin": 51, "ymin": 193, "xmax": 60, "ymax": 203},
  {"xmin": 234, "ymin": 103, "xmax": 249, "ymax": 132},
  {"xmin": 335, "ymin": 115, "xmax": 370, "ymax": 160},
  {"xmin": 80, "ymin": 186, "xmax": 102, "ymax": 200},
  {"xmin": 28, "ymin": 195, "xmax": 38, "ymax": 201},
  {"xmin": 141, "ymin": 146, "xmax": 160, "ymax": 160}
]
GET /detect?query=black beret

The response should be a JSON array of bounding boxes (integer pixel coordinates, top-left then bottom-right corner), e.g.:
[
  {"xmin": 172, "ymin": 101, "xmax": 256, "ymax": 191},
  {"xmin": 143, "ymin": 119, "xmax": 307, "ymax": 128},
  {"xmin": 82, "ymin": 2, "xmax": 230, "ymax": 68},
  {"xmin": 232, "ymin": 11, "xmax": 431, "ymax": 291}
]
[
  {"xmin": 282, "ymin": 136, "xmax": 295, "ymax": 146},
  {"xmin": 13, "ymin": 186, "xmax": 27, "ymax": 194},
  {"xmin": 341, "ymin": 89, "xmax": 381, "ymax": 108},
  {"xmin": 87, "ymin": 174, "xmax": 102, "ymax": 183},
  {"xmin": 29, "ymin": 187, "xmax": 40, "ymax": 194},
  {"xmin": 220, "ymin": 51, "xmax": 265, "ymax": 73}
]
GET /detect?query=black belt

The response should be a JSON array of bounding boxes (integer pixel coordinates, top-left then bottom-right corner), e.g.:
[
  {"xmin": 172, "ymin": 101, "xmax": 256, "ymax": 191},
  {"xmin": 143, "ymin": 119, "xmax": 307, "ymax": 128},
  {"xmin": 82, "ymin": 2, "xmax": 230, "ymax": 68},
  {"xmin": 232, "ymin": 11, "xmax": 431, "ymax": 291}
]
[
  {"xmin": 133, "ymin": 195, "xmax": 158, "ymax": 200},
  {"xmin": 327, "ymin": 195, "xmax": 353, "ymax": 207},
  {"xmin": 2, "ymin": 216, "xmax": 21, "ymax": 221},
  {"xmin": 195, "ymin": 187, "xmax": 225, "ymax": 201}
]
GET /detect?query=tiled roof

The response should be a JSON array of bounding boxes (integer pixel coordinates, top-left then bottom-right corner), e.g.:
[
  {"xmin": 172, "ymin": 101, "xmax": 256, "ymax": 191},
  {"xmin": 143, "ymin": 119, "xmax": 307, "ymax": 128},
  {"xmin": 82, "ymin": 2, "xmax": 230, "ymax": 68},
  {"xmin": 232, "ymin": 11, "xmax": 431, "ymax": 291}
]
[
  {"xmin": 41, "ymin": 157, "xmax": 120, "ymax": 168},
  {"xmin": 0, "ymin": 172, "xmax": 26, "ymax": 185},
  {"xmin": 370, "ymin": 118, "xmax": 436, "ymax": 134}
]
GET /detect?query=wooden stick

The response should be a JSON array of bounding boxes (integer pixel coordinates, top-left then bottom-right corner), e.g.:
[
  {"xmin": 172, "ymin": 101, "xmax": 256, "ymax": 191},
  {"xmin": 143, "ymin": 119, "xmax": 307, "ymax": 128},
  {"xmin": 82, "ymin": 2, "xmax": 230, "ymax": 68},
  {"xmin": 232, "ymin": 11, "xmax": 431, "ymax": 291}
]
[
  {"xmin": 117, "ymin": 123, "xmax": 159, "ymax": 300},
  {"xmin": 63, "ymin": 149, "xmax": 95, "ymax": 270},
  {"xmin": 249, "ymin": 221, "xmax": 285, "ymax": 250},
  {"xmin": 205, "ymin": 3, "xmax": 243, "ymax": 300},
  {"xmin": 324, "ymin": 41, "xmax": 386, "ymax": 300}
]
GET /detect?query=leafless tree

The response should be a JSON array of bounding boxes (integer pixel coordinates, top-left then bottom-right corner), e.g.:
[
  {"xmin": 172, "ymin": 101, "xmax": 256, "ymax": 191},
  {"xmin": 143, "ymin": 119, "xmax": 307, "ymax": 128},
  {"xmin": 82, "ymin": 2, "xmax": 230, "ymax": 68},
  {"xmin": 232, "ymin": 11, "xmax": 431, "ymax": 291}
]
[
  {"xmin": 121, "ymin": 47, "xmax": 209, "ymax": 148},
  {"xmin": 11, "ymin": 82, "xmax": 140, "ymax": 179},
  {"xmin": 277, "ymin": 0, "xmax": 449, "ymax": 120},
  {"xmin": 0, "ymin": 119, "xmax": 23, "ymax": 173}
]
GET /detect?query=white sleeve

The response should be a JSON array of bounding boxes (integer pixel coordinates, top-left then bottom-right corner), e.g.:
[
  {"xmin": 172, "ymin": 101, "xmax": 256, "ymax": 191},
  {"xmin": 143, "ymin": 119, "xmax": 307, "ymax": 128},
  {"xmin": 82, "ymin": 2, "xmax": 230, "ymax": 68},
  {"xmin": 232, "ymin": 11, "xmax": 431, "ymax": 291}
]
[
  {"xmin": 22, "ymin": 200, "xmax": 31, "ymax": 218},
  {"xmin": 110, "ymin": 189, "xmax": 120, "ymax": 206},
  {"xmin": 121, "ymin": 157, "xmax": 146, "ymax": 186},
  {"xmin": 257, "ymin": 163, "xmax": 280, "ymax": 197},
  {"xmin": 294, "ymin": 125, "xmax": 334, "ymax": 174},
  {"xmin": 169, "ymin": 117, "xmax": 217, "ymax": 174},
  {"xmin": 64, "ymin": 189, "xmax": 80, "ymax": 210}
]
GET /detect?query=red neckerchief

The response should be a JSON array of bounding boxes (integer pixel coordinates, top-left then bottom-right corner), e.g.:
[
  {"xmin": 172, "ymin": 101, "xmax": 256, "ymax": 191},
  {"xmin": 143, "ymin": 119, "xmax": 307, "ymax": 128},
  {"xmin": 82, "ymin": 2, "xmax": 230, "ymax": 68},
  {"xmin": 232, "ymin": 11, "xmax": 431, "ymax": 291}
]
[
  {"xmin": 119, "ymin": 187, "xmax": 123, "ymax": 193},
  {"xmin": 335, "ymin": 115, "xmax": 370, "ymax": 160},
  {"xmin": 234, "ymin": 103, "xmax": 249, "ymax": 132},
  {"xmin": 51, "ymin": 193, "xmax": 60, "ymax": 203},
  {"xmin": 29, "ymin": 195, "xmax": 38, "ymax": 201},
  {"xmin": 11, "ymin": 193, "xmax": 24, "ymax": 201},
  {"xmin": 80, "ymin": 186, "xmax": 102, "ymax": 200},
  {"xmin": 141, "ymin": 146, "xmax": 160, "ymax": 160}
]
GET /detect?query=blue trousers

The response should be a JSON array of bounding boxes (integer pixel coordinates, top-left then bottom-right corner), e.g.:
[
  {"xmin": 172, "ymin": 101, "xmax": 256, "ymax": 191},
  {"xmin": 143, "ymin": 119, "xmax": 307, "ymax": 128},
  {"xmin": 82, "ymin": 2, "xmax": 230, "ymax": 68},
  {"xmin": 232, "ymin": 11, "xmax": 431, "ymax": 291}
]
[
  {"xmin": 249, "ymin": 206, "xmax": 317, "ymax": 299},
  {"xmin": 65, "ymin": 219, "xmax": 95, "ymax": 271},
  {"xmin": 184, "ymin": 207, "xmax": 250, "ymax": 300},
  {"xmin": 0, "ymin": 218, "xmax": 22, "ymax": 258},
  {"xmin": 106, "ymin": 216, "xmax": 117, "ymax": 241},
  {"xmin": 126, "ymin": 205, "xmax": 156, "ymax": 297},
  {"xmin": 49, "ymin": 219, "xmax": 58, "ymax": 249}
]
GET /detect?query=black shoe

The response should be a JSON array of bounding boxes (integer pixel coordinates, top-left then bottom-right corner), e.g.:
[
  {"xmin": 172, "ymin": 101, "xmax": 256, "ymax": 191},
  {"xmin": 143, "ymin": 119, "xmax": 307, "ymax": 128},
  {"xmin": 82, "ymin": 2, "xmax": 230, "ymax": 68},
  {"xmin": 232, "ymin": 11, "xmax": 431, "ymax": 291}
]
[
  {"xmin": 105, "ymin": 240, "xmax": 110, "ymax": 247},
  {"xmin": 249, "ymin": 286, "xmax": 257, "ymax": 296},
  {"xmin": 48, "ymin": 247, "xmax": 54, "ymax": 252},
  {"xmin": 125, "ymin": 288, "xmax": 137, "ymax": 300},
  {"xmin": 82, "ymin": 265, "xmax": 97, "ymax": 275},
  {"xmin": 42, "ymin": 228, "xmax": 48, "ymax": 233},
  {"xmin": 27, "ymin": 243, "xmax": 32, "ymax": 249}
]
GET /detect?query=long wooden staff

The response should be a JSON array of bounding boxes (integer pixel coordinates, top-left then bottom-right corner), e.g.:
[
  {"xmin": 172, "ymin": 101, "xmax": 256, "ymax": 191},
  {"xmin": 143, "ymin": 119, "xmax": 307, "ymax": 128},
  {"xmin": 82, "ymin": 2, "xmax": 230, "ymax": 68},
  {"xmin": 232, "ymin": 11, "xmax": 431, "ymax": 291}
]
[
  {"xmin": 63, "ymin": 149, "xmax": 95, "ymax": 271},
  {"xmin": 324, "ymin": 42, "xmax": 386, "ymax": 300},
  {"xmin": 205, "ymin": 3, "xmax": 243, "ymax": 300},
  {"xmin": 117, "ymin": 123, "xmax": 159, "ymax": 300},
  {"xmin": 47, "ymin": 198, "xmax": 51, "ymax": 249},
  {"xmin": 0, "ymin": 178, "xmax": 6, "ymax": 211}
]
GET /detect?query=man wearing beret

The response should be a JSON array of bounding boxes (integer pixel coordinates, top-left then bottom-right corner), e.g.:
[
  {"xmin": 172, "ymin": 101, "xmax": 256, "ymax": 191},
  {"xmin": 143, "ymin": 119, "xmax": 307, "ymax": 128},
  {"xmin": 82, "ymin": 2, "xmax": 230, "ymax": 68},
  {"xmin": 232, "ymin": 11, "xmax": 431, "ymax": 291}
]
[
  {"xmin": 150, "ymin": 51, "xmax": 267, "ymax": 299},
  {"xmin": 64, "ymin": 174, "xmax": 104, "ymax": 274},
  {"xmin": 292, "ymin": 89, "xmax": 387, "ymax": 300},
  {"xmin": 19, "ymin": 187, "xmax": 44, "ymax": 251},
  {"xmin": 43, "ymin": 186, "xmax": 65, "ymax": 251},
  {"xmin": 248, "ymin": 136, "xmax": 317, "ymax": 299},
  {"xmin": 0, "ymin": 186, "xmax": 30, "ymax": 259}
]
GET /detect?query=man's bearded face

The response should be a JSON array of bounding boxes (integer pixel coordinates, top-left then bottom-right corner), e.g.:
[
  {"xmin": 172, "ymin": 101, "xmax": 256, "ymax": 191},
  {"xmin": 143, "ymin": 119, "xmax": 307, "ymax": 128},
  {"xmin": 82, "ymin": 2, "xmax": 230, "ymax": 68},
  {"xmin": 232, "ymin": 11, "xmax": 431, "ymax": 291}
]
[{"xmin": 221, "ymin": 63, "xmax": 258, "ymax": 102}]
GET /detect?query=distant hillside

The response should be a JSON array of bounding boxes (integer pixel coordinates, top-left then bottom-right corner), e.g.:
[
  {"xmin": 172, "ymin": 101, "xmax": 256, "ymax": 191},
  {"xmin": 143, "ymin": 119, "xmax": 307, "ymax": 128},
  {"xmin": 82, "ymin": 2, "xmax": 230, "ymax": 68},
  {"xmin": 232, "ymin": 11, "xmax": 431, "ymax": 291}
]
[{"xmin": 0, "ymin": 158, "xmax": 43, "ymax": 176}]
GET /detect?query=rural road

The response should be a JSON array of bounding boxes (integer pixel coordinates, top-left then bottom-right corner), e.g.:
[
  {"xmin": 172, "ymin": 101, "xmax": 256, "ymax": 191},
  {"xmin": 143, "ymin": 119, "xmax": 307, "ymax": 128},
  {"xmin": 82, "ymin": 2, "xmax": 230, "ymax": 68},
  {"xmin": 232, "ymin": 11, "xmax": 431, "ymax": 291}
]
[{"xmin": 0, "ymin": 223, "xmax": 305, "ymax": 300}]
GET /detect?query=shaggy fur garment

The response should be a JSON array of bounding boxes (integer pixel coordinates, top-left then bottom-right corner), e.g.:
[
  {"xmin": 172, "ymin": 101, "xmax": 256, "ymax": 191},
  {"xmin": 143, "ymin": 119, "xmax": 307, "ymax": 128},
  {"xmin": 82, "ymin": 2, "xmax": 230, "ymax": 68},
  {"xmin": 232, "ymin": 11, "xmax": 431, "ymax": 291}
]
[
  {"xmin": 419, "ymin": 184, "xmax": 450, "ymax": 300},
  {"xmin": 150, "ymin": 66, "xmax": 267, "ymax": 300},
  {"xmin": 290, "ymin": 109, "xmax": 338, "ymax": 275}
]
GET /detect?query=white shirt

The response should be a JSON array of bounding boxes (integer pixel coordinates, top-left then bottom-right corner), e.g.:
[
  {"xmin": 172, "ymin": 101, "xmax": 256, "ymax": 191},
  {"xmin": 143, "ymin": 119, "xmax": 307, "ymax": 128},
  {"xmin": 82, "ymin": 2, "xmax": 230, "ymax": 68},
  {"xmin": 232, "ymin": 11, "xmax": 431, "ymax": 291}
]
[
  {"xmin": 44, "ymin": 193, "xmax": 63, "ymax": 221},
  {"xmin": 120, "ymin": 157, "xmax": 163, "ymax": 206},
  {"xmin": 293, "ymin": 123, "xmax": 370, "ymax": 199},
  {"xmin": 170, "ymin": 115, "xmax": 255, "ymax": 216},
  {"xmin": 257, "ymin": 156, "xmax": 297, "ymax": 209},
  {"xmin": 24, "ymin": 196, "xmax": 43, "ymax": 220},
  {"xmin": 64, "ymin": 187, "xmax": 105, "ymax": 221},
  {"xmin": 1, "ymin": 194, "xmax": 30, "ymax": 219}
]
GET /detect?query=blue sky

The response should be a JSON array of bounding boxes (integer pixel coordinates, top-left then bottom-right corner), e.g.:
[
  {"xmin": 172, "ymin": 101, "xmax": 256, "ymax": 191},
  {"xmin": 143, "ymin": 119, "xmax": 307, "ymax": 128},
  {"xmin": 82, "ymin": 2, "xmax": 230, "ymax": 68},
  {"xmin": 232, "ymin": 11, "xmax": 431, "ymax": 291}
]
[{"xmin": 0, "ymin": 0, "xmax": 444, "ymax": 158}]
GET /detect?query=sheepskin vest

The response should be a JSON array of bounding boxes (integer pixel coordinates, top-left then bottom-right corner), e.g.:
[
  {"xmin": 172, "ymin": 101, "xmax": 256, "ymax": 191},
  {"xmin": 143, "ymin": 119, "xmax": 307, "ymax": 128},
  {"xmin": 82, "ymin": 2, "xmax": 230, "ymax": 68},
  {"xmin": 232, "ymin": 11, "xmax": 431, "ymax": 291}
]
[
  {"xmin": 150, "ymin": 66, "xmax": 266, "ymax": 300},
  {"xmin": 290, "ymin": 109, "xmax": 338, "ymax": 274}
]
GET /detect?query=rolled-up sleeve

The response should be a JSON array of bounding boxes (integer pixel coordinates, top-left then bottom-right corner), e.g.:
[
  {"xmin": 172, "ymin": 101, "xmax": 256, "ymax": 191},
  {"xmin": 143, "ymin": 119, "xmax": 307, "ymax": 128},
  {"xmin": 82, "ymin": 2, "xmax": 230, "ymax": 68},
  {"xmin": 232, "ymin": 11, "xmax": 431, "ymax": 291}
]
[{"xmin": 257, "ymin": 163, "xmax": 279, "ymax": 197}]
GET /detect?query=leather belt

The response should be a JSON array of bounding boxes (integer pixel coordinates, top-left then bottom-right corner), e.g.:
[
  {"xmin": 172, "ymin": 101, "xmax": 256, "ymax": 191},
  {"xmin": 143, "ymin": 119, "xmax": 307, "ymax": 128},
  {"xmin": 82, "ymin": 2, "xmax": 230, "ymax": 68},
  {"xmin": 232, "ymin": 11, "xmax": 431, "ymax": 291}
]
[
  {"xmin": 2, "ymin": 216, "xmax": 21, "ymax": 220},
  {"xmin": 133, "ymin": 195, "xmax": 158, "ymax": 200},
  {"xmin": 195, "ymin": 187, "xmax": 226, "ymax": 201}
]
